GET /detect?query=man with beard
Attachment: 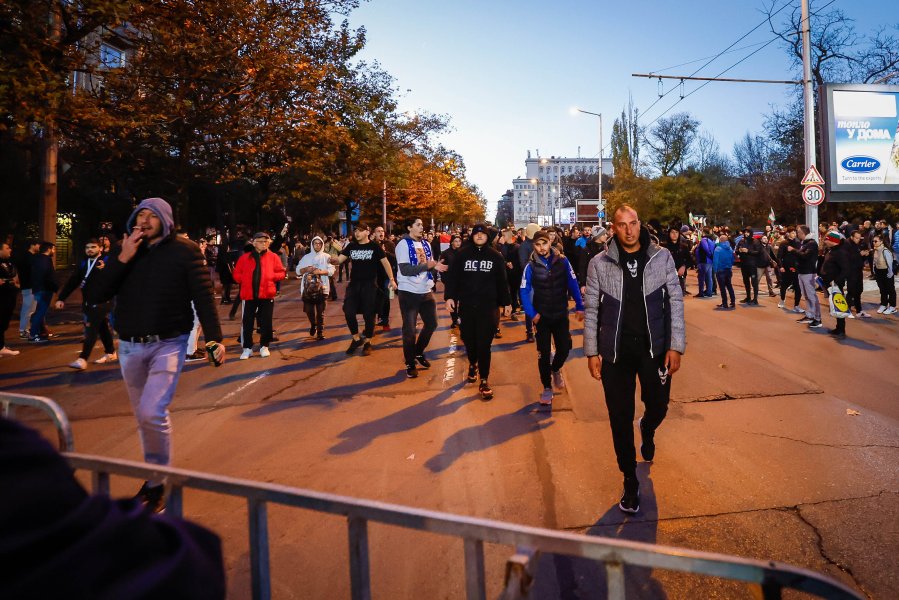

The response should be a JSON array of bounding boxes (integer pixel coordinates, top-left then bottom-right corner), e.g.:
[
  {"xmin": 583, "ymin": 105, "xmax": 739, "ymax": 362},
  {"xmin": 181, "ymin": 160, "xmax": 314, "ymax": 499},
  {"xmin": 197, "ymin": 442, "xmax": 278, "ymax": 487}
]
[{"xmin": 55, "ymin": 239, "xmax": 117, "ymax": 369}]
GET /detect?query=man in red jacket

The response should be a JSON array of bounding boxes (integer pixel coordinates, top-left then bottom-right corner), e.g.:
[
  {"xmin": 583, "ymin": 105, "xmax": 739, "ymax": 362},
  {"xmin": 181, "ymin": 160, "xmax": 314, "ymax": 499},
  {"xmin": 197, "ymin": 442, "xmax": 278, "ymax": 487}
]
[{"xmin": 232, "ymin": 232, "xmax": 286, "ymax": 359}]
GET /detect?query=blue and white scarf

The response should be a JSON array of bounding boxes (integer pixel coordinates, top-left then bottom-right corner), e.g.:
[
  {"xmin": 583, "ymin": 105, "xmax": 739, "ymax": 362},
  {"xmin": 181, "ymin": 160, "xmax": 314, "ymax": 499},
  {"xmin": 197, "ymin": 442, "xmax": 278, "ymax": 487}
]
[{"xmin": 405, "ymin": 237, "xmax": 433, "ymax": 280}]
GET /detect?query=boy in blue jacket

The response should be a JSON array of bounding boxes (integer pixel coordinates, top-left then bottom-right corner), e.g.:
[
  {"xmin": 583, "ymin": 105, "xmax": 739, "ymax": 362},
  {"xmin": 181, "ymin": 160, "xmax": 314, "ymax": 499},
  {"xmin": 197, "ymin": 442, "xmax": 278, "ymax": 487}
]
[
  {"xmin": 520, "ymin": 231, "xmax": 585, "ymax": 407},
  {"xmin": 712, "ymin": 234, "xmax": 736, "ymax": 309}
]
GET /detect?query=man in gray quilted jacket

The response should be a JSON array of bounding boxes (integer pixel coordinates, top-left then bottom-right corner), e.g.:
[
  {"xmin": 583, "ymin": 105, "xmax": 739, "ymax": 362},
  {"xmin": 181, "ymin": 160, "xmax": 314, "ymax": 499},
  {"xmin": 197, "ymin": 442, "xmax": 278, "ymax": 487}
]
[{"xmin": 584, "ymin": 205, "xmax": 686, "ymax": 514}]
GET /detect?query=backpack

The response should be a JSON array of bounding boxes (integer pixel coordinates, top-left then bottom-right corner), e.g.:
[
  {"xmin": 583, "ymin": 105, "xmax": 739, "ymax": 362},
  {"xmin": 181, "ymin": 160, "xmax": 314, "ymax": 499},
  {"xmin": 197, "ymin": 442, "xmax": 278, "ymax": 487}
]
[{"xmin": 301, "ymin": 272, "xmax": 324, "ymax": 303}]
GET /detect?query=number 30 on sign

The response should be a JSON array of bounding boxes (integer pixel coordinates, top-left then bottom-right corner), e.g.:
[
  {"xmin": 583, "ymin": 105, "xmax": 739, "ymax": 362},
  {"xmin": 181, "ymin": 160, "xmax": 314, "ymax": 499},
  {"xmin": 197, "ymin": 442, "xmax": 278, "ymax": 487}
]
[{"xmin": 802, "ymin": 185, "xmax": 825, "ymax": 206}]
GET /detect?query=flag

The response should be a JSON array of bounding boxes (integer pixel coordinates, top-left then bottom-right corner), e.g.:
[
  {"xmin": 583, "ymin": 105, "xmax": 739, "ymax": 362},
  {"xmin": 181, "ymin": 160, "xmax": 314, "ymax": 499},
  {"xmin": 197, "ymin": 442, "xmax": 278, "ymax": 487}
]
[
  {"xmin": 767, "ymin": 207, "xmax": 776, "ymax": 224},
  {"xmin": 688, "ymin": 212, "xmax": 695, "ymax": 225}
]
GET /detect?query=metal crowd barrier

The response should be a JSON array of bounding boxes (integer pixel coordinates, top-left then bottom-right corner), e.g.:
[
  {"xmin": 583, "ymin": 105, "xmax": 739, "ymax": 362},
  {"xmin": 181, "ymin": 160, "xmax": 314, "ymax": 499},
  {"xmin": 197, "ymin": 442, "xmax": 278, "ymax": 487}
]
[
  {"xmin": 1, "ymin": 391, "xmax": 74, "ymax": 452},
  {"xmin": 5, "ymin": 394, "xmax": 863, "ymax": 600}
]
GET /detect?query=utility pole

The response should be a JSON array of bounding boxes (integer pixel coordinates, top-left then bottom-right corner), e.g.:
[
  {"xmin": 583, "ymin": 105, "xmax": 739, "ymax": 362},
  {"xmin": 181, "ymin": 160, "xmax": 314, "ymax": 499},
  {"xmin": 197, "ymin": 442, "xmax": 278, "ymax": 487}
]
[
  {"xmin": 39, "ymin": 4, "xmax": 62, "ymax": 263},
  {"xmin": 801, "ymin": 0, "xmax": 818, "ymax": 234}
]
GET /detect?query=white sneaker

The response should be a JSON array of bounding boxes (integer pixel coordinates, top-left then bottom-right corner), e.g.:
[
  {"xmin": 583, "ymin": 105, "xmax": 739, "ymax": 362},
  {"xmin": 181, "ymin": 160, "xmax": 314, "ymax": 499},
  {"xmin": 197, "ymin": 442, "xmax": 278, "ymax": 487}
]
[
  {"xmin": 259, "ymin": 346, "xmax": 270, "ymax": 357},
  {"xmin": 539, "ymin": 388, "xmax": 554, "ymax": 406},
  {"xmin": 858, "ymin": 311, "xmax": 872, "ymax": 318},
  {"xmin": 93, "ymin": 352, "xmax": 117, "ymax": 364},
  {"xmin": 777, "ymin": 301, "xmax": 785, "ymax": 309},
  {"xmin": 793, "ymin": 306, "xmax": 805, "ymax": 313},
  {"xmin": 551, "ymin": 370, "xmax": 565, "ymax": 391},
  {"xmin": 240, "ymin": 348, "xmax": 252, "ymax": 360},
  {"xmin": 877, "ymin": 305, "xmax": 887, "ymax": 314},
  {"xmin": 69, "ymin": 358, "xmax": 87, "ymax": 370},
  {"xmin": 885, "ymin": 306, "xmax": 897, "ymax": 315},
  {"xmin": 0, "ymin": 346, "xmax": 20, "ymax": 357}
]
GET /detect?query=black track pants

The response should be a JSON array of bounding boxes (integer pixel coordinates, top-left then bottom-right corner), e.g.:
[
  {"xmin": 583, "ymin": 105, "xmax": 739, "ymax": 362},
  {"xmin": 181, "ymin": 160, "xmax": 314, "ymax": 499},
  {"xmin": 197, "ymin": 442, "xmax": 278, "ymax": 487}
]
[
  {"xmin": 459, "ymin": 304, "xmax": 499, "ymax": 380},
  {"xmin": 600, "ymin": 335, "xmax": 671, "ymax": 477},
  {"xmin": 535, "ymin": 315, "xmax": 571, "ymax": 389}
]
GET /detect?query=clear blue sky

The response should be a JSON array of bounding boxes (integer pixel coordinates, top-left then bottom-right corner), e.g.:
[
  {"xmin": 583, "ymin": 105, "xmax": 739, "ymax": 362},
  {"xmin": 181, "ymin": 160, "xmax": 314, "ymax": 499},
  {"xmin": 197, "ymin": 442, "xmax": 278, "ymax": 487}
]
[{"xmin": 349, "ymin": 0, "xmax": 893, "ymax": 218}]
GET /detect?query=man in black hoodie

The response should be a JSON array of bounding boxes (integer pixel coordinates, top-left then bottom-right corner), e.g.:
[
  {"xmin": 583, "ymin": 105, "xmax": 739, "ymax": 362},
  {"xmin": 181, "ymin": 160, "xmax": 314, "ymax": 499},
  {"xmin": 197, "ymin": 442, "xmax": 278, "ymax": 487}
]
[
  {"xmin": 735, "ymin": 227, "xmax": 761, "ymax": 305},
  {"xmin": 444, "ymin": 223, "xmax": 512, "ymax": 400},
  {"xmin": 93, "ymin": 197, "xmax": 225, "ymax": 512}
]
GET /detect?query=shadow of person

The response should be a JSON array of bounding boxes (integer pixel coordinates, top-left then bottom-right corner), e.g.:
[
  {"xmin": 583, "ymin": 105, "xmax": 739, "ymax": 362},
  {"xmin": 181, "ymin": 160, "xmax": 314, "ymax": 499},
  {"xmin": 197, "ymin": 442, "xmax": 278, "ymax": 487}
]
[
  {"xmin": 329, "ymin": 385, "xmax": 477, "ymax": 455},
  {"xmin": 423, "ymin": 404, "xmax": 554, "ymax": 473},
  {"xmin": 530, "ymin": 463, "xmax": 668, "ymax": 599}
]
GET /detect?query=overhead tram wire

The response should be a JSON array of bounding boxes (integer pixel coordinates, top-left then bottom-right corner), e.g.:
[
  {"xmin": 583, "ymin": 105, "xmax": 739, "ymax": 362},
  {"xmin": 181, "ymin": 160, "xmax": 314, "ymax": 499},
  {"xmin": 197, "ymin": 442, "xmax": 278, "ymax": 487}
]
[
  {"xmin": 639, "ymin": 0, "xmax": 795, "ymax": 118},
  {"xmin": 649, "ymin": 40, "xmax": 777, "ymax": 75},
  {"xmin": 639, "ymin": 0, "xmax": 838, "ymax": 131}
]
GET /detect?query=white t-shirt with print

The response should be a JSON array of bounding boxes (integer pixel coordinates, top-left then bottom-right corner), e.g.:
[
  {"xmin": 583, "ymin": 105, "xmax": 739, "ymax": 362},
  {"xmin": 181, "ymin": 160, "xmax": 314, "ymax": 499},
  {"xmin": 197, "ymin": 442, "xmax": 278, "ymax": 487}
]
[{"xmin": 396, "ymin": 238, "xmax": 434, "ymax": 294}]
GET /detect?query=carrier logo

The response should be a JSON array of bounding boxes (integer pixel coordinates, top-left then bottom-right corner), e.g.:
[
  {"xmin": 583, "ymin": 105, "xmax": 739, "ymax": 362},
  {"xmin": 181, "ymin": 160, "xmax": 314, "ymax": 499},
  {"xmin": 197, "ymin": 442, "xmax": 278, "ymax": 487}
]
[{"xmin": 840, "ymin": 156, "xmax": 880, "ymax": 173}]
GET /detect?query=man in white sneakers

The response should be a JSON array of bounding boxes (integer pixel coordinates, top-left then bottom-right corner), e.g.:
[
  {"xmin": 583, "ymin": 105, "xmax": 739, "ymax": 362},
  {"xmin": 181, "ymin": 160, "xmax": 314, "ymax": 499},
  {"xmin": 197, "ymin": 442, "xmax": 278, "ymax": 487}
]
[
  {"xmin": 55, "ymin": 238, "xmax": 116, "ymax": 369},
  {"xmin": 232, "ymin": 232, "xmax": 286, "ymax": 359}
]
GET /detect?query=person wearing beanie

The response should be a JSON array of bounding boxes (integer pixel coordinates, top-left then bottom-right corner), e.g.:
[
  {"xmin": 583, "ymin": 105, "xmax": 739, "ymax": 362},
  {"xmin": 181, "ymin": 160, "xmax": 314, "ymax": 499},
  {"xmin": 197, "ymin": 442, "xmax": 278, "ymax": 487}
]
[
  {"xmin": 443, "ymin": 223, "xmax": 512, "ymax": 400},
  {"xmin": 520, "ymin": 230, "xmax": 585, "ymax": 407},
  {"xmin": 92, "ymin": 197, "xmax": 225, "ymax": 513},
  {"xmin": 577, "ymin": 225, "xmax": 610, "ymax": 291},
  {"xmin": 820, "ymin": 230, "xmax": 851, "ymax": 338}
]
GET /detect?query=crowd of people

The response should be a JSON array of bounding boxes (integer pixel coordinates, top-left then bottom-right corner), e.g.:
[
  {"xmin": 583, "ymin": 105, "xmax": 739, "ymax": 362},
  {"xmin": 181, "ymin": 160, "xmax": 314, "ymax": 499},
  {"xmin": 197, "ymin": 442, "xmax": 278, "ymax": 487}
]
[{"xmin": 1, "ymin": 200, "xmax": 897, "ymax": 516}]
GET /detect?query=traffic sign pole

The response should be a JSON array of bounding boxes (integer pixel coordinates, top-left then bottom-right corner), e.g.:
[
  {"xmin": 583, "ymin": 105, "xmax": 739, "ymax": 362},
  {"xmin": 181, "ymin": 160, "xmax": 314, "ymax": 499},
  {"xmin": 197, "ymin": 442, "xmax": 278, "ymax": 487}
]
[{"xmin": 801, "ymin": 0, "xmax": 818, "ymax": 234}]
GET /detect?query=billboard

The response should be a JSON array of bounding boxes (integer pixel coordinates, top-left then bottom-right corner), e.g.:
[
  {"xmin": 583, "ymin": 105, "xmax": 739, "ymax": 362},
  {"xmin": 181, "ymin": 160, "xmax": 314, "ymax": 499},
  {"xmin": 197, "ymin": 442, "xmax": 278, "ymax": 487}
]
[{"xmin": 820, "ymin": 83, "xmax": 899, "ymax": 202}]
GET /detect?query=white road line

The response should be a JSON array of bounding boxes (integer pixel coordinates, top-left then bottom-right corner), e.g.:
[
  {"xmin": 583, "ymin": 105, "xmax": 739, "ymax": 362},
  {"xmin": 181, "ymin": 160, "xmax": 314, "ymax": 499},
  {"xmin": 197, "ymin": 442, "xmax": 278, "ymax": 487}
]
[
  {"xmin": 215, "ymin": 370, "xmax": 271, "ymax": 407},
  {"xmin": 443, "ymin": 332, "xmax": 458, "ymax": 385}
]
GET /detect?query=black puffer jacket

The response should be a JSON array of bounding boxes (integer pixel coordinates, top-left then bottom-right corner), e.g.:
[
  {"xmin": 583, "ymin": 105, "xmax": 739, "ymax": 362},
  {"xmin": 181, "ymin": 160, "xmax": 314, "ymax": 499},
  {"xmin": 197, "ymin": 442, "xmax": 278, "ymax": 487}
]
[
  {"xmin": 821, "ymin": 242, "xmax": 850, "ymax": 288},
  {"xmin": 93, "ymin": 235, "xmax": 222, "ymax": 341}
]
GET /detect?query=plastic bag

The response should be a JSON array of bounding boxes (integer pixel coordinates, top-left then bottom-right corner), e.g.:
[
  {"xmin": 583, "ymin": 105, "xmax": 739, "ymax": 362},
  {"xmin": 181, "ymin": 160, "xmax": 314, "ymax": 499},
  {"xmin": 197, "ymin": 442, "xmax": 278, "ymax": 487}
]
[{"xmin": 828, "ymin": 285, "xmax": 851, "ymax": 319}]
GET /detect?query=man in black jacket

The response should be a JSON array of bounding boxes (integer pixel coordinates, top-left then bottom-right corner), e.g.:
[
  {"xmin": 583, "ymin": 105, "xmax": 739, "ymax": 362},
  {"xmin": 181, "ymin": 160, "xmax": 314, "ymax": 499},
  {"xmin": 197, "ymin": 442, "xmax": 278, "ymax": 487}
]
[
  {"xmin": 735, "ymin": 227, "xmax": 761, "ymax": 305},
  {"xmin": 28, "ymin": 242, "xmax": 58, "ymax": 342},
  {"xmin": 444, "ymin": 223, "xmax": 512, "ymax": 400},
  {"xmin": 93, "ymin": 197, "xmax": 225, "ymax": 512},
  {"xmin": 776, "ymin": 227, "xmax": 802, "ymax": 311},
  {"xmin": 55, "ymin": 239, "xmax": 116, "ymax": 369},
  {"xmin": 790, "ymin": 225, "xmax": 823, "ymax": 328},
  {"xmin": 14, "ymin": 239, "xmax": 39, "ymax": 339},
  {"xmin": 846, "ymin": 229, "xmax": 871, "ymax": 318}
]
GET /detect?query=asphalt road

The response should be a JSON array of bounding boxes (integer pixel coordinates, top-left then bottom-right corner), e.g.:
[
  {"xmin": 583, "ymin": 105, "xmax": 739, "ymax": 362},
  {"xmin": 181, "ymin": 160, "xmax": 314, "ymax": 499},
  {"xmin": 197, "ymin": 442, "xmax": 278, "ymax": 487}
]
[{"xmin": 2, "ymin": 273, "xmax": 897, "ymax": 599}]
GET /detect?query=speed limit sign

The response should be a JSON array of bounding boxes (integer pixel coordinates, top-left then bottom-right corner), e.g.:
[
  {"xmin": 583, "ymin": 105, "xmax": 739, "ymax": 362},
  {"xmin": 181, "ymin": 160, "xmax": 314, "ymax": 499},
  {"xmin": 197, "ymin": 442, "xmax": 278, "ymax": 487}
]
[{"xmin": 802, "ymin": 185, "xmax": 825, "ymax": 206}]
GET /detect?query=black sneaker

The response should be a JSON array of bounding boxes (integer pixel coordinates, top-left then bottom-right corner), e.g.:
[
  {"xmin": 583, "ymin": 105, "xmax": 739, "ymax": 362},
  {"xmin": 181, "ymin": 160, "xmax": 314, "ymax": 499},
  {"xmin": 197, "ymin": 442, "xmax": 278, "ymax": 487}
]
[
  {"xmin": 346, "ymin": 338, "xmax": 364, "ymax": 355},
  {"xmin": 134, "ymin": 481, "xmax": 165, "ymax": 513},
  {"xmin": 618, "ymin": 476, "xmax": 640, "ymax": 514},
  {"xmin": 467, "ymin": 364, "xmax": 478, "ymax": 383},
  {"xmin": 362, "ymin": 341, "xmax": 372, "ymax": 356},
  {"xmin": 828, "ymin": 328, "xmax": 846, "ymax": 339},
  {"xmin": 29, "ymin": 336, "xmax": 48, "ymax": 343},
  {"xmin": 796, "ymin": 316, "xmax": 813, "ymax": 324},
  {"xmin": 807, "ymin": 320, "xmax": 823, "ymax": 328},
  {"xmin": 740, "ymin": 297, "xmax": 751, "ymax": 304},
  {"xmin": 479, "ymin": 379, "xmax": 493, "ymax": 400},
  {"xmin": 406, "ymin": 363, "xmax": 419, "ymax": 378},
  {"xmin": 415, "ymin": 355, "xmax": 431, "ymax": 369},
  {"xmin": 185, "ymin": 350, "xmax": 206, "ymax": 362},
  {"xmin": 316, "ymin": 330, "xmax": 325, "ymax": 340},
  {"xmin": 749, "ymin": 300, "xmax": 759, "ymax": 306},
  {"xmin": 639, "ymin": 417, "xmax": 655, "ymax": 461},
  {"xmin": 309, "ymin": 326, "xmax": 316, "ymax": 337},
  {"xmin": 525, "ymin": 333, "xmax": 535, "ymax": 343}
]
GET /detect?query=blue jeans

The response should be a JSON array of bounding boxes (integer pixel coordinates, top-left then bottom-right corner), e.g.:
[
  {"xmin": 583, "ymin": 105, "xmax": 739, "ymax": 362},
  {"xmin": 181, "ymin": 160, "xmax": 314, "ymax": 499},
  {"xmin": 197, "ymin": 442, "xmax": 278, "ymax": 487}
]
[
  {"xmin": 715, "ymin": 270, "xmax": 735, "ymax": 306},
  {"xmin": 19, "ymin": 288, "xmax": 35, "ymax": 332},
  {"xmin": 118, "ymin": 334, "xmax": 188, "ymax": 484},
  {"xmin": 697, "ymin": 263, "xmax": 714, "ymax": 296},
  {"xmin": 28, "ymin": 291, "xmax": 52, "ymax": 337}
]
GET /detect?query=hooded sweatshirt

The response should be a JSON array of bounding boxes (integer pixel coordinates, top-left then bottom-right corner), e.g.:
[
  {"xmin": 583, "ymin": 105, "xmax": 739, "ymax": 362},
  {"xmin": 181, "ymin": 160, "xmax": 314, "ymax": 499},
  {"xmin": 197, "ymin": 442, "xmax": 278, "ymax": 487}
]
[
  {"xmin": 296, "ymin": 236, "xmax": 336, "ymax": 296},
  {"xmin": 443, "ymin": 240, "xmax": 511, "ymax": 308},
  {"xmin": 92, "ymin": 197, "xmax": 222, "ymax": 342}
]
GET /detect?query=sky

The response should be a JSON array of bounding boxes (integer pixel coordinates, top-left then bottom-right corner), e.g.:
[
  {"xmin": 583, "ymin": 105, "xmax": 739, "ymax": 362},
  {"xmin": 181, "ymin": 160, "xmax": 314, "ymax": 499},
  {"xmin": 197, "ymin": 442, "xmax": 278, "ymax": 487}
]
[{"xmin": 348, "ymin": 0, "xmax": 894, "ymax": 219}]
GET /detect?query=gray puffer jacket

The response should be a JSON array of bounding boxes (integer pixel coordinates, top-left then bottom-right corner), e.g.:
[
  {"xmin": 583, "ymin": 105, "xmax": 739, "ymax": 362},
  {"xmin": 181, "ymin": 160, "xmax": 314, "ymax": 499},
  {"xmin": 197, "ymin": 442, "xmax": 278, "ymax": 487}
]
[{"xmin": 584, "ymin": 227, "xmax": 686, "ymax": 362}]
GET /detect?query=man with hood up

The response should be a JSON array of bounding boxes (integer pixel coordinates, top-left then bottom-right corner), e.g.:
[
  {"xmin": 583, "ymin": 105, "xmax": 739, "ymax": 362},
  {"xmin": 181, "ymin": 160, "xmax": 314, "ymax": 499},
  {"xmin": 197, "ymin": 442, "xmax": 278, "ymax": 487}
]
[
  {"xmin": 232, "ymin": 231, "xmax": 286, "ymax": 359},
  {"xmin": 92, "ymin": 197, "xmax": 225, "ymax": 513},
  {"xmin": 296, "ymin": 235, "xmax": 336, "ymax": 340},
  {"xmin": 443, "ymin": 223, "xmax": 511, "ymax": 400}
]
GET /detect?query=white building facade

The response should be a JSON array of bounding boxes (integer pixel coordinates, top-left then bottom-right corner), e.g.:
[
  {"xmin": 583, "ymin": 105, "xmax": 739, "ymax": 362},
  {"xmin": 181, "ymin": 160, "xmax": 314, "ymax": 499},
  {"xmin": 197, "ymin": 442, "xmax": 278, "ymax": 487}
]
[{"xmin": 511, "ymin": 154, "xmax": 613, "ymax": 229}]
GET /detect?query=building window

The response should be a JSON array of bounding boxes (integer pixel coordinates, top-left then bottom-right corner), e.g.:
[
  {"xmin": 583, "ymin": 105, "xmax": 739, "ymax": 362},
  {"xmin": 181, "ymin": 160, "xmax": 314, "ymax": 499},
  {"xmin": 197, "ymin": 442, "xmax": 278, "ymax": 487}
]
[{"xmin": 100, "ymin": 44, "xmax": 125, "ymax": 69}]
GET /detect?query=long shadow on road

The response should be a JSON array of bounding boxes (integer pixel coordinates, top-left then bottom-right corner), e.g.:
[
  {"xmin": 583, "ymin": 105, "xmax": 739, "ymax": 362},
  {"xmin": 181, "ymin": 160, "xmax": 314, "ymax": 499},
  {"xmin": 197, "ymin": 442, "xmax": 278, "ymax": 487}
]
[
  {"xmin": 531, "ymin": 463, "xmax": 666, "ymax": 599},
  {"xmin": 424, "ymin": 404, "xmax": 555, "ymax": 473}
]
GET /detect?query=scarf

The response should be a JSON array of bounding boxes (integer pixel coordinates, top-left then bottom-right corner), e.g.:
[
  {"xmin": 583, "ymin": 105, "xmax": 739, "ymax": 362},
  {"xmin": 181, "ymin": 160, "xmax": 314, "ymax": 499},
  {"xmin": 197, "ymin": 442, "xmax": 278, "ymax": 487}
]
[{"xmin": 405, "ymin": 237, "xmax": 433, "ymax": 280}]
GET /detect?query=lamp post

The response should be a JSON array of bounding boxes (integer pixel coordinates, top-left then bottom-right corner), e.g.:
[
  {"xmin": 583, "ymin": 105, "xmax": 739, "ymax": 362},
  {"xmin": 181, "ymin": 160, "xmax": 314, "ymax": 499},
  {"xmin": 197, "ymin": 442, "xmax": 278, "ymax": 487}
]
[{"xmin": 571, "ymin": 107, "xmax": 603, "ymax": 220}]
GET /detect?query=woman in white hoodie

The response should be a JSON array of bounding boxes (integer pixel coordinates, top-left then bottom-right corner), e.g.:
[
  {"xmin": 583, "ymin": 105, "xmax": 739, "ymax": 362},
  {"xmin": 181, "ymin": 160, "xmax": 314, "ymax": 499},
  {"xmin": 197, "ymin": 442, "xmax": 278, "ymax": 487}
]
[{"xmin": 297, "ymin": 236, "xmax": 336, "ymax": 339}]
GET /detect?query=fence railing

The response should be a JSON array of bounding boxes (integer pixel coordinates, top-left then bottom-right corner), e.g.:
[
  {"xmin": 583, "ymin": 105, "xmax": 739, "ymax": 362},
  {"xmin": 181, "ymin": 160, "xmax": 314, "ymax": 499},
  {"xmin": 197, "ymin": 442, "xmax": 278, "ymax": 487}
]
[
  {"xmin": 1, "ymin": 391, "xmax": 73, "ymax": 452},
  {"xmin": 4, "ymin": 393, "xmax": 863, "ymax": 600}
]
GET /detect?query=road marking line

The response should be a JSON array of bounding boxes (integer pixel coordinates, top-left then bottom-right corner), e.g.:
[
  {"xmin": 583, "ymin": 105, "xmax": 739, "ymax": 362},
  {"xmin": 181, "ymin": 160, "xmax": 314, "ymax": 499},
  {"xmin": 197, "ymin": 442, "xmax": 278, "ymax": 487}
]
[
  {"xmin": 443, "ymin": 332, "xmax": 458, "ymax": 385},
  {"xmin": 215, "ymin": 370, "xmax": 271, "ymax": 407}
]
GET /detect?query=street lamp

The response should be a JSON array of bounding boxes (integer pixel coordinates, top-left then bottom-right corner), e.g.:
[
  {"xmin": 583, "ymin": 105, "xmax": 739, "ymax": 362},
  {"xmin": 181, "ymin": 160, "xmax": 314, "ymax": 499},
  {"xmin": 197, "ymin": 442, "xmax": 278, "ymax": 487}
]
[{"xmin": 571, "ymin": 107, "xmax": 603, "ymax": 219}]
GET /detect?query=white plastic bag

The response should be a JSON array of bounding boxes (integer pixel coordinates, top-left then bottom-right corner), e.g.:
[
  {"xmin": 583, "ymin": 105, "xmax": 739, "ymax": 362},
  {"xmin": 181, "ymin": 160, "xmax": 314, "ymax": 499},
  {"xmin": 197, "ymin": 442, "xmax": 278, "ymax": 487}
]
[{"xmin": 828, "ymin": 285, "xmax": 851, "ymax": 319}]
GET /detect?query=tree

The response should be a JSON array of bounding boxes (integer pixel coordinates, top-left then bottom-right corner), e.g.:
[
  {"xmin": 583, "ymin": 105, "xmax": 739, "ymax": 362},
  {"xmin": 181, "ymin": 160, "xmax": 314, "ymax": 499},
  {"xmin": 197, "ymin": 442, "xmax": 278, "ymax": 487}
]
[
  {"xmin": 643, "ymin": 112, "xmax": 699, "ymax": 176},
  {"xmin": 609, "ymin": 95, "xmax": 641, "ymax": 174}
]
